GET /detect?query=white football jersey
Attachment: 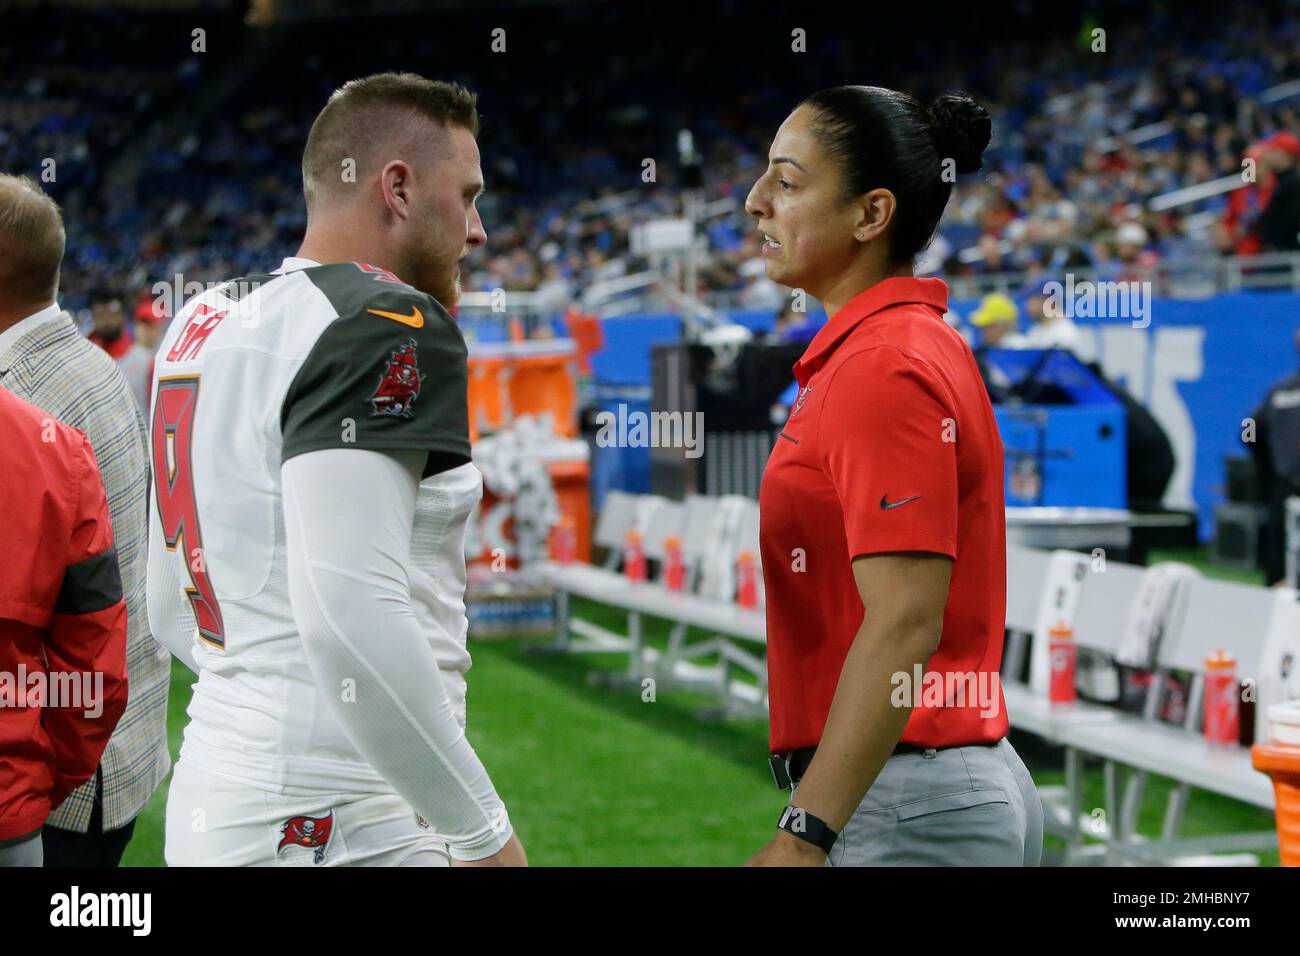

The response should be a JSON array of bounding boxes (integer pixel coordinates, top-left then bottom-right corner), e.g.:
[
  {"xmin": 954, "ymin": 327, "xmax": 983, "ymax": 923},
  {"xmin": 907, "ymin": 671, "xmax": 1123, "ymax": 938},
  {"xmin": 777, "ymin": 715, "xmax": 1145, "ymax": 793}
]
[{"xmin": 147, "ymin": 256, "xmax": 479, "ymax": 794}]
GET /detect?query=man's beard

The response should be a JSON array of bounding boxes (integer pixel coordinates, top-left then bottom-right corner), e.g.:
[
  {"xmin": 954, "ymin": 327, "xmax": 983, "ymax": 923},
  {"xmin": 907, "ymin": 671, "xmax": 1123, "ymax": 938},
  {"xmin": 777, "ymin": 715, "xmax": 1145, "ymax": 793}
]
[
  {"xmin": 430, "ymin": 269, "xmax": 461, "ymax": 310},
  {"xmin": 411, "ymin": 247, "xmax": 460, "ymax": 309}
]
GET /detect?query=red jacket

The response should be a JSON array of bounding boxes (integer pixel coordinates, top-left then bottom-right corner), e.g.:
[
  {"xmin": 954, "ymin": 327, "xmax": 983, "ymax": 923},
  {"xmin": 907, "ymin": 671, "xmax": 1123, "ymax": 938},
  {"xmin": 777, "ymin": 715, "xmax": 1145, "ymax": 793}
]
[{"xmin": 0, "ymin": 385, "xmax": 129, "ymax": 842}]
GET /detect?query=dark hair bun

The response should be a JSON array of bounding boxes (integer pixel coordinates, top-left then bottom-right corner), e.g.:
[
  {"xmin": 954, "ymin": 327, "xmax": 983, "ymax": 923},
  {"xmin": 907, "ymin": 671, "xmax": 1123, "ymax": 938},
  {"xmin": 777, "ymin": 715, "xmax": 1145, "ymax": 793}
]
[{"xmin": 927, "ymin": 93, "xmax": 992, "ymax": 174}]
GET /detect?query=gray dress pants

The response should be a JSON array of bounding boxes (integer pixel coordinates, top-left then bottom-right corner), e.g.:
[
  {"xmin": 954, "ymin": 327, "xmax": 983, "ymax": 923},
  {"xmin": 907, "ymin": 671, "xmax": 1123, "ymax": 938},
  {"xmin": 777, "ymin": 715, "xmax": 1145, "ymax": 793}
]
[{"xmin": 795, "ymin": 737, "xmax": 1044, "ymax": 867}]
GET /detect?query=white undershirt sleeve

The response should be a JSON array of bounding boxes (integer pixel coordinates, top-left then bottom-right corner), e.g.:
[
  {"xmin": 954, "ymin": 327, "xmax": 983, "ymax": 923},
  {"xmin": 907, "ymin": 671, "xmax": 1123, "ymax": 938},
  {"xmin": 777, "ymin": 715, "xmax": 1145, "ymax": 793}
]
[
  {"xmin": 281, "ymin": 446, "xmax": 512, "ymax": 861},
  {"xmin": 146, "ymin": 482, "xmax": 200, "ymax": 673}
]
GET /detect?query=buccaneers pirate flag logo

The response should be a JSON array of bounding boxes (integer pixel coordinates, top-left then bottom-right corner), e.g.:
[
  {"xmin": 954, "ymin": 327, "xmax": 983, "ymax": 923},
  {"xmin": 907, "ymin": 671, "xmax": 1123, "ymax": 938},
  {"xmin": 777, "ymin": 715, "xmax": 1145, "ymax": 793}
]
[
  {"xmin": 791, "ymin": 384, "xmax": 814, "ymax": 418},
  {"xmin": 277, "ymin": 812, "xmax": 335, "ymax": 864},
  {"xmin": 369, "ymin": 338, "xmax": 422, "ymax": 418}
]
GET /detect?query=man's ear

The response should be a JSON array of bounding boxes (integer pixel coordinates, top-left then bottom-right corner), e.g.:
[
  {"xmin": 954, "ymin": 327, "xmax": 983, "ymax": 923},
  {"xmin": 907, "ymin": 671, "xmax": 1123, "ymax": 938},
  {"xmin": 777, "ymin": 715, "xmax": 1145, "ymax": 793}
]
[
  {"xmin": 379, "ymin": 160, "xmax": 413, "ymax": 220},
  {"xmin": 853, "ymin": 188, "xmax": 897, "ymax": 243}
]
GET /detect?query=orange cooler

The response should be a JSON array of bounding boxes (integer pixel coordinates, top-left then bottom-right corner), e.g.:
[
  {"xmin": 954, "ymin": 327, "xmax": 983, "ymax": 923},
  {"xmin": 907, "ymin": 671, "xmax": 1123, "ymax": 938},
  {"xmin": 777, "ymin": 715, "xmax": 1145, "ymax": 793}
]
[{"xmin": 1251, "ymin": 701, "xmax": 1300, "ymax": 866}]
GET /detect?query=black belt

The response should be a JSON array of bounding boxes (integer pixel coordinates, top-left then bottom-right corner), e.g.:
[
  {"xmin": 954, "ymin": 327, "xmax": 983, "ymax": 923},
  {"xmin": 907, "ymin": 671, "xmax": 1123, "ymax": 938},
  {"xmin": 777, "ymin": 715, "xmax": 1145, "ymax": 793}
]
[{"xmin": 770, "ymin": 740, "xmax": 1000, "ymax": 790}]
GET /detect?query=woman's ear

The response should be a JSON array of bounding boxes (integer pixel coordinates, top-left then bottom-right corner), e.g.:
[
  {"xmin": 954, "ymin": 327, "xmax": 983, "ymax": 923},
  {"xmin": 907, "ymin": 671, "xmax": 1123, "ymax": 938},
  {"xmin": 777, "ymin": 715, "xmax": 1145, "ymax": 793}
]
[{"xmin": 854, "ymin": 188, "xmax": 897, "ymax": 243}]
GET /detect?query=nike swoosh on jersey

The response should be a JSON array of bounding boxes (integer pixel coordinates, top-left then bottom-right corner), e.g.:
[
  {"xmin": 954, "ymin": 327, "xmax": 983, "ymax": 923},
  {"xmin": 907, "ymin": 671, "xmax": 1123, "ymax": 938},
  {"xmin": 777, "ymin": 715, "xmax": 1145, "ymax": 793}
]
[
  {"xmin": 366, "ymin": 305, "xmax": 425, "ymax": 328},
  {"xmin": 880, "ymin": 494, "xmax": 922, "ymax": 510}
]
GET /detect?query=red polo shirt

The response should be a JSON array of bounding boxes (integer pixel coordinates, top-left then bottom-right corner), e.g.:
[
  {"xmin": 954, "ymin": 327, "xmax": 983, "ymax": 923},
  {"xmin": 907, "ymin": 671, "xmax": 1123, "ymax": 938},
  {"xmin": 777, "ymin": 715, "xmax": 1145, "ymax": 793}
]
[{"xmin": 759, "ymin": 276, "xmax": 1008, "ymax": 753}]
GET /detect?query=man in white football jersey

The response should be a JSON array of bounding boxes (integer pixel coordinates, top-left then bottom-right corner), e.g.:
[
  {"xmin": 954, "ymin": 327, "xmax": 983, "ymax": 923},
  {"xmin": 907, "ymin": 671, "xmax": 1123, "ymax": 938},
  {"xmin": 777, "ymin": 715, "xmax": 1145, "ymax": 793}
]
[{"xmin": 147, "ymin": 73, "xmax": 526, "ymax": 866}]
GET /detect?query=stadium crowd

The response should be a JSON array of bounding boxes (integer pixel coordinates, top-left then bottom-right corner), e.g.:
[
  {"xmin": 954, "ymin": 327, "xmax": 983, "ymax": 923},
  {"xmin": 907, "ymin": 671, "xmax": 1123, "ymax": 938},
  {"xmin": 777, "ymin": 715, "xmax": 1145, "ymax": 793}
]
[{"xmin": 2, "ymin": 3, "xmax": 1299, "ymax": 332}]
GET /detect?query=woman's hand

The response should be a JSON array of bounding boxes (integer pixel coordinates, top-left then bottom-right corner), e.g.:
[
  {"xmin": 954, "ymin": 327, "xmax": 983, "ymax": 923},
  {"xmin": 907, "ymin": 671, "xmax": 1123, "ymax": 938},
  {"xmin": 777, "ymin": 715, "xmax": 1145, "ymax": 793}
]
[{"xmin": 746, "ymin": 830, "xmax": 827, "ymax": 867}]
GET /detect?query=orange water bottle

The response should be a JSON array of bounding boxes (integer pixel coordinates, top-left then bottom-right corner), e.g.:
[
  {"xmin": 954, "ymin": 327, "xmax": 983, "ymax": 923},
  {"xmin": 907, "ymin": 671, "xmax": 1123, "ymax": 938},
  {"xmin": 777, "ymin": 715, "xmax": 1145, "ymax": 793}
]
[
  {"xmin": 1048, "ymin": 621, "xmax": 1076, "ymax": 705},
  {"xmin": 624, "ymin": 530, "xmax": 646, "ymax": 582},
  {"xmin": 552, "ymin": 515, "xmax": 576, "ymax": 565},
  {"xmin": 1204, "ymin": 650, "xmax": 1239, "ymax": 745},
  {"xmin": 663, "ymin": 535, "xmax": 686, "ymax": 592},
  {"xmin": 736, "ymin": 550, "xmax": 758, "ymax": 608}
]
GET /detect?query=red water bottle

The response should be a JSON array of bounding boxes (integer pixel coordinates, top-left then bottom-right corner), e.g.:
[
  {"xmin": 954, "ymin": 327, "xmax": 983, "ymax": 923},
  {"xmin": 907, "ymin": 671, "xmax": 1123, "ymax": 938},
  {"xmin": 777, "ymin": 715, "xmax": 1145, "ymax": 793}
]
[
  {"xmin": 1048, "ymin": 621, "xmax": 1076, "ymax": 705},
  {"xmin": 663, "ymin": 535, "xmax": 686, "ymax": 592},
  {"xmin": 624, "ymin": 530, "xmax": 646, "ymax": 582},
  {"xmin": 736, "ymin": 550, "xmax": 758, "ymax": 609},
  {"xmin": 1204, "ymin": 650, "xmax": 1239, "ymax": 745},
  {"xmin": 552, "ymin": 515, "xmax": 576, "ymax": 565}
]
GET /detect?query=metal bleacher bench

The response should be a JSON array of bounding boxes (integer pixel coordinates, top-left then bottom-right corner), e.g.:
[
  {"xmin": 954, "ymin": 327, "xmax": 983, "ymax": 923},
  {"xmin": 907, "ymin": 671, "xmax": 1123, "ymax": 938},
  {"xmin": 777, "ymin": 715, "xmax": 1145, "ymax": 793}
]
[
  {"xmin": 534, "ymin": 491, "xmax": 768, "ymax": 718},
  {"xmin": 1003, "ymin": 543, "xmax": 1292, "ymax": 865},
  {"xmin": 538, "ymin": 493, "xmax": 1293, "ymax": 863}
]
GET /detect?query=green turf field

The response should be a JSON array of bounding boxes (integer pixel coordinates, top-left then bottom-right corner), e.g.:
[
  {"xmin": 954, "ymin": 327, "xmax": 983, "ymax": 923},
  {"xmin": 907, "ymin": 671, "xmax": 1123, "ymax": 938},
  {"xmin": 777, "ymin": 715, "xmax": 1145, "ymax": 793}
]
[{"xmin": 119, "ymin": 548, "xmax": 1280, "ymax": 866}]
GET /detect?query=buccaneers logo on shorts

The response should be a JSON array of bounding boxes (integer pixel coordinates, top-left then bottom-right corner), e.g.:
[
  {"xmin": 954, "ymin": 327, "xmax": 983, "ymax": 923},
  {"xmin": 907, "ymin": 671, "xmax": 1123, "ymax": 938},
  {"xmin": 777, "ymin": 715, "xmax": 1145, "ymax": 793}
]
[
  {"xmin": 369, "ymin": 338, "xmax": 422, "ymax": 418},
  {"xmin": 277, "ymin": 812, "xmax": 335, "ymax": 864}
]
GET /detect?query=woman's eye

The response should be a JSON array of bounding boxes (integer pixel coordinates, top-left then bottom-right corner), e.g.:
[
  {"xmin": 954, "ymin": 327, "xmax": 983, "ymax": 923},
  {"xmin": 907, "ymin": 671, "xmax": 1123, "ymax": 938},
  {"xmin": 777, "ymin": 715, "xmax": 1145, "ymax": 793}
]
[{"xmin": 779, "ymin": 179, "xmax": 792, "ymax": 191}]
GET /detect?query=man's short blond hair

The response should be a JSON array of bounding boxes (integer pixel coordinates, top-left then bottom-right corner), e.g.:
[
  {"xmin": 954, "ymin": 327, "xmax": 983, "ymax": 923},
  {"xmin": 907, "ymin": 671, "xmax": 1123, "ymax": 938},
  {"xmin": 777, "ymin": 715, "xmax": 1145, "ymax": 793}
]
[
  {"xmin": 0, "ymin": 174, "xmax": 65, "ymax": 309},
  {"xmin": 302, "ymin": 72, "xmax": 479, "ymax": 208}
]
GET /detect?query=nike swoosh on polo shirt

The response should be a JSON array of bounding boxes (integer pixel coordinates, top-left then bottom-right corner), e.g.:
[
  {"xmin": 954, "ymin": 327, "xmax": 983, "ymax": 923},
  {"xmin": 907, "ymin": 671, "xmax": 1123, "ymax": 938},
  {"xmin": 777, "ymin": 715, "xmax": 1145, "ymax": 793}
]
[{"xmin": 880, "ymin": 494, "xmax": 922, "ymax": 510}]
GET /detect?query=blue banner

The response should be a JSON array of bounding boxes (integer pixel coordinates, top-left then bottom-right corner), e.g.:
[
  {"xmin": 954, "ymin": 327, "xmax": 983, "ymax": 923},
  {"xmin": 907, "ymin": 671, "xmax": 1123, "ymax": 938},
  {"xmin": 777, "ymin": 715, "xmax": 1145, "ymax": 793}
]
[
  {"xmin": 952, "ymin": 291, "xmax": 1296, "ymax": 538},
  {"xmin": 592, "ymin": 294, "xmax": 1298, "ymax": 539}
]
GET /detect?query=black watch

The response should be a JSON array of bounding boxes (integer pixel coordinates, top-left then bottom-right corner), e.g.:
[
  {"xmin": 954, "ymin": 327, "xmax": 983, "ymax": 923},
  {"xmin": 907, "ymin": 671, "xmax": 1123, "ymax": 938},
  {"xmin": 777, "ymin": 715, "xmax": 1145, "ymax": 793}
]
[{"xmin": 777, "ymin": 804, "xmax": 839, "ymax": 853}]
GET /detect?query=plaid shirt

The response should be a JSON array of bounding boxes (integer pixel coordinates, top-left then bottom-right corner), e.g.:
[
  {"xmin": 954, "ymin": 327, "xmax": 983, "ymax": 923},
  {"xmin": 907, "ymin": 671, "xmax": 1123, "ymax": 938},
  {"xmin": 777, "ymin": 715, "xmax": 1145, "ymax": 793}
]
[{"xmin": 0, "ymin": 312, "xmax": 170, "ymax": 832}]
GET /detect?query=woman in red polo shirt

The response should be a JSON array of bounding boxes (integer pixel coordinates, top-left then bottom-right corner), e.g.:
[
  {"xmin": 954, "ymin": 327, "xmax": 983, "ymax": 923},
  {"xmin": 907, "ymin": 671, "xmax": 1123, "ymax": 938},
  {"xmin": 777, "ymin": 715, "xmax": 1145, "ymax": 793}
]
[{"xmin": 745, "ymin": 86, "xmax": 1042, "ymax": 866}]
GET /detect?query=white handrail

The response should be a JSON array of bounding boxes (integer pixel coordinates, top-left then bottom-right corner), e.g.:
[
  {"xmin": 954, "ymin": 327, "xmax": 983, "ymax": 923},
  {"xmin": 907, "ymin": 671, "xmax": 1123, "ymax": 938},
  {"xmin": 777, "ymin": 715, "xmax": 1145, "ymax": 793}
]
[
  {"xmin": 457, "ymin": 290, "xmax": 551, "ymax": 310},
  {"xmin": 573, "ymin": 188, "xmax": 645, "ymax": 220},
  {"xmin": 700, "ymin": 196, "xmax": 740, "ymax": 220},
  {"xmin": 1147, "ymin": 172, "xmax": 1246, "ymax": 212},
  {"xmin": 1095, "ymin": 120, "xmax": 1175, "ymax": 155},
  {"xmin": 582, "ymin": 270, "xmax": 661, "ymax": 309},
  {"xmin": 956, "ymin": 171, "xmax": 1247, "ymax": 265},
  {"xmin": 1261, "ymin": 77, "xmax": 1300, "ymax": 104}
]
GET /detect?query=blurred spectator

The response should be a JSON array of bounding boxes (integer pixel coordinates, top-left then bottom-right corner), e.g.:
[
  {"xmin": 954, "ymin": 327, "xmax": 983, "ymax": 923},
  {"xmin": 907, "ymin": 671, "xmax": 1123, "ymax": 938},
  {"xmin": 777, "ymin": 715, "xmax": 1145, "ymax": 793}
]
[
  {"xmin": 974, "ymin": 233, "xmax": 1009, "ymax": 274},
  {"xmin": 1226, "ymin": 132, "xmax": 1300, "ymax": 256},
  {"xmin": 1245, "ymin": 329, "xmax": 1300, "ymax": 585},
  {"xmin": 970, "ymin": 292, "xmax": 1026, "ymax": 349},
  {"xmin": 970, "ymin": 292, "xmax": 1023, "ymax": 402},
  {"xmin": 737, "ymin": 251, "xmax": 785, "ymax": 310},
  {"xmin": 768, "ymin": 301, "xmax": 818, "ymax": 344},
  {"xmin": 532, "ymin": 260, "xmax": 574, "ymax": 312},
  {"xmin": 1020, "ymin": 284, "xmax": 1090, "ymax": 358},
  {"xmin": 87, "ymin": 288, "xmax": 130, "ymax": 360},
  {"xmin": 1098, "ymin": 221, "xmax": 1158, "ymax": 283},
  {"xmin": 1258, "ymin": 134, "xmax": 1300, "ymax": 252},
  {"xmin": 119, "ymin": 297, "xmax": 164, "ymax": 415}
]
